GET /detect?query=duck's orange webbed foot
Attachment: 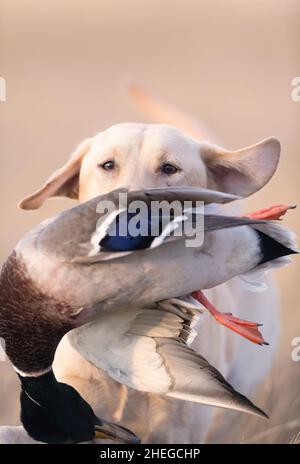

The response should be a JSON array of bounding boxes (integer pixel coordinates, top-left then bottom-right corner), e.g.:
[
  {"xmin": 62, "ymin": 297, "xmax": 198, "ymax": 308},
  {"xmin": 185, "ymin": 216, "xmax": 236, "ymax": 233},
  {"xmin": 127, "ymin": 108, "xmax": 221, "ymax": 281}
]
[
  {"xmin": 245, "ymin": 204, "xmax": 296, "ymax": 221},
  {"xmin": 191, "ymin": 290, "xmax": 268, "ymax": 346}
]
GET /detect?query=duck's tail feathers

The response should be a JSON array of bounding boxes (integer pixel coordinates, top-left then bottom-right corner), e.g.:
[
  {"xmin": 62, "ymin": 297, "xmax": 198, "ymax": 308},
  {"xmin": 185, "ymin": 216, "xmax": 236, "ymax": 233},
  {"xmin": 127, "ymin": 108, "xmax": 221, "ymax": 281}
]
[
  {"xmin": 255, "ymin": 221, "xmax": 297, "ymax": 251},
  {"xmin": 255, "ymin": 222, "xmax": 297, "ymax": 266},
  {"xmin": 239, "ymin": 223, "xmax": 298, "ymax": 286}
]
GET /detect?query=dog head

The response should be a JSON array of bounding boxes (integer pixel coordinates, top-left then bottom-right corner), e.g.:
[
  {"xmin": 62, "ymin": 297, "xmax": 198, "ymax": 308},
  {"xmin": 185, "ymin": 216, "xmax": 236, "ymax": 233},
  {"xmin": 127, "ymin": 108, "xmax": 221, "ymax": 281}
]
[{"xmin": 19, "ymin": 123, "xmax": 280, "ymax": 209}]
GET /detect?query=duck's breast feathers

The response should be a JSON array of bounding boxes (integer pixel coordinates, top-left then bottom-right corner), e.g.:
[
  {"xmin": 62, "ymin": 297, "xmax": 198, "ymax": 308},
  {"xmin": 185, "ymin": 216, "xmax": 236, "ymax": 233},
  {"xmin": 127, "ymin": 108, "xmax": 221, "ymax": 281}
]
[{"xmin": 0, "ymin": 252, "xmax": 74, "ymax": 373}]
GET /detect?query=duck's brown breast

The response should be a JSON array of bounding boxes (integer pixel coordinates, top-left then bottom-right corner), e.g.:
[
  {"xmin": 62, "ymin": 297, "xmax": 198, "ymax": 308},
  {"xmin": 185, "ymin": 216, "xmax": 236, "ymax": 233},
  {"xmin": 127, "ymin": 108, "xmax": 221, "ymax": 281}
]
[{"xmin": 0, "ymin": 252, "xmax": 75, "ymax": 373}]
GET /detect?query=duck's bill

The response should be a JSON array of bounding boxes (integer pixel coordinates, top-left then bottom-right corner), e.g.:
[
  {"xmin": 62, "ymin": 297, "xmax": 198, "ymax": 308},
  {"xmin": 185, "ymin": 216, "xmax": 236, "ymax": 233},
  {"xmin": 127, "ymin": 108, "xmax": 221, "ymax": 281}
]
[{"xmin": 94, "ymin": 420, "xmax": 140, "ymax": 444}]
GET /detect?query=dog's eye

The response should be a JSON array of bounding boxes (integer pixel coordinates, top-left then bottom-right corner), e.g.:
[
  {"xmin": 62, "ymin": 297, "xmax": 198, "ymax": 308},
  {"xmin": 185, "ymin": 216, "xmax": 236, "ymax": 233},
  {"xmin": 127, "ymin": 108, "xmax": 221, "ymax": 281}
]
[
  {"xmin": 160, "ymin": 163, "xmax": 178, "ymax": 175},
  {"xmin": 101, "ymin": 160, "xmax": 115, "ymax": 171}
]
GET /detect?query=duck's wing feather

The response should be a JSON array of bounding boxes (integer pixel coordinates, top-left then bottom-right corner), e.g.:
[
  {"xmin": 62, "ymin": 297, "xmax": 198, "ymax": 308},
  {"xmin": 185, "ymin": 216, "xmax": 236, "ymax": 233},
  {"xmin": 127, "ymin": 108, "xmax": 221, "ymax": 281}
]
[
  {"xmin": 68, "ymin": 297, "xmax": 267, "ymax": 418},
  {"xmin": 127, "ymin": 186, "xmax": 240, "ymax": 204},
  {"xmin": 72, "ymin": 213, "xmax": 267, "ymax": 263}
]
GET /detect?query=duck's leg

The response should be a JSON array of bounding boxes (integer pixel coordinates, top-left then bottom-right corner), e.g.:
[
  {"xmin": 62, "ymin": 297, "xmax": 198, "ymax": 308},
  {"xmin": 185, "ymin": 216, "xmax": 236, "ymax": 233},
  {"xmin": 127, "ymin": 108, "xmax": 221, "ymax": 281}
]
[
  {"xmin": 189, "ymin": 205, "xmax": 296, "ymax": 344},
  {"xmin": 191, "ymin": 291, "xmax": 268, "ymax": 346},
  {"xmin": 187, "ymin": 206, "xmax": 295, "ymax": 345},
  {"xmin": 245, "ymin": 204, "xmax": 296, "ymax": 220}
]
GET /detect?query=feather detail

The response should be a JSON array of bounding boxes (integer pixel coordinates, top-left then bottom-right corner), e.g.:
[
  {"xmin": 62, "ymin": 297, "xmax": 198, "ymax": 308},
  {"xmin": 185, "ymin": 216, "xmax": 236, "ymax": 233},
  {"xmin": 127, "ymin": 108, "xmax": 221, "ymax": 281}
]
[{"xmin": 68, "ymin": 298, "xmax": 267, "ymax": 417}]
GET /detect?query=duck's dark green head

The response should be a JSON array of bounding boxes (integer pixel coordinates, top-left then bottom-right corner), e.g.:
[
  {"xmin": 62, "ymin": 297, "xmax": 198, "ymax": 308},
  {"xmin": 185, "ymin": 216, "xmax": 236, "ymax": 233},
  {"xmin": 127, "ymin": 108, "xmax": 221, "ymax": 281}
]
[{"xmin": 19, "ymin": 370, "xmax": 140, "ymax": 444}]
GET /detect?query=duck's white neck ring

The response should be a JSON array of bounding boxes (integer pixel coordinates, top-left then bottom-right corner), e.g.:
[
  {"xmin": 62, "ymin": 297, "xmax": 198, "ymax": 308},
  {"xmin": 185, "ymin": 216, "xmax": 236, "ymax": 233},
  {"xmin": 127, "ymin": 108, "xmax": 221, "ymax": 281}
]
[{"xmin": 13, "ymin": 365, "xmax": 52, "ymax": 378}]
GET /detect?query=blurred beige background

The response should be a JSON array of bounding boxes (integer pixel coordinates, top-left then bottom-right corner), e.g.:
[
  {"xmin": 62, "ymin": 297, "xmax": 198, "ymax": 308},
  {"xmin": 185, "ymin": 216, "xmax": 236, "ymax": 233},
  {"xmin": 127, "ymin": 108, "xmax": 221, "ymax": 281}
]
[{"xmin": 0, "ymin": 0, "xmax": 299, "ymax": 443}]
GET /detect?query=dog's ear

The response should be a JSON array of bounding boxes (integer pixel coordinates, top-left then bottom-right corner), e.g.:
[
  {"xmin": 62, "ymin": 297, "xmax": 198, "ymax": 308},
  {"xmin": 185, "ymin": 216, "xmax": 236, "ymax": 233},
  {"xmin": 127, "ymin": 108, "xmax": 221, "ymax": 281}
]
[
  {"xmin": 201, "ymin": 137, "xmax": 280, "ymax": 197},
  {"xmin": 18, "ymin": 139, "xmax": 91, "ymax": 210}
]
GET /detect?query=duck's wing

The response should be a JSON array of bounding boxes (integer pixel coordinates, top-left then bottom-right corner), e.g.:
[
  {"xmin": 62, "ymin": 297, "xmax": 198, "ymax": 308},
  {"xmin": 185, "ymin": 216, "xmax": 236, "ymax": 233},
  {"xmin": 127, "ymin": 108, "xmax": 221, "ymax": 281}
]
[
  {"xmin": 17, "ymin": 186, "xmax": 296, "ymax": 314},
  {"xmin": 29, "ymin": 186, "xmax": 240, "ymax": 258},
  {"xmin": 71, "ymin": 210, "xmax": 286, "ymax": 263},
  {"xmin": 68, "ymin": 297, "xmax": 267, "ymax": 418},
  {"xmin": 30, "ymin": 185, "xmax": 293, "ymax": 264}
]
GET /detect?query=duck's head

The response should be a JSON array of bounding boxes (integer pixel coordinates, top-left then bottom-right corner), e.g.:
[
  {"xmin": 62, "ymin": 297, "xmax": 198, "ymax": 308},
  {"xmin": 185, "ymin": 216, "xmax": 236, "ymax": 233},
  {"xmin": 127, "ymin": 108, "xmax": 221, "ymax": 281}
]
[{"xmin": 19, "ymin": 370, "xmax": 139, "ymax": 444}]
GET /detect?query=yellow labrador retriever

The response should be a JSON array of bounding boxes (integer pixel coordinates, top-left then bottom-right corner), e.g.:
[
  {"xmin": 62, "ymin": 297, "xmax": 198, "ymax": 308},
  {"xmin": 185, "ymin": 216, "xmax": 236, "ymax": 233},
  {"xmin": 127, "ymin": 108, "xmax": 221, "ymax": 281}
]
[{"xmin": 19, "ymin": 88, "xmax": 280, "ymax": 443}]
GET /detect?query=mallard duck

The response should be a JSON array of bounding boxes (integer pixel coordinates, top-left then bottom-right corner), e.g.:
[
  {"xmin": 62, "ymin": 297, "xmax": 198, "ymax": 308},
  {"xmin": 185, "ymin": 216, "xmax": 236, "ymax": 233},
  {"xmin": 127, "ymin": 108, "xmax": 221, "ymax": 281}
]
[{"xmin": 0, "ymin": 187, "xmax": 296, "ymax": 443}]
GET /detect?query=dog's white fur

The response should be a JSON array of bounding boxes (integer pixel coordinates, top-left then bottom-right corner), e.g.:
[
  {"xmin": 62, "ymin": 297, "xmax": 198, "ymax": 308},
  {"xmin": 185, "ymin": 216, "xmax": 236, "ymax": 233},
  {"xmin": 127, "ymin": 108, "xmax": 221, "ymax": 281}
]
[{"xmin": 17, "ymin": 89, "xmax": 280, "ymax": 443}]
